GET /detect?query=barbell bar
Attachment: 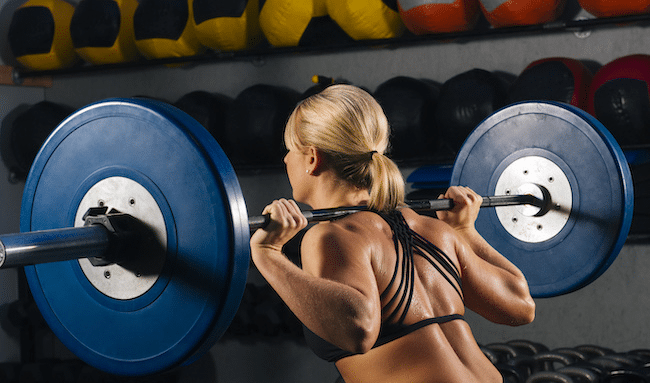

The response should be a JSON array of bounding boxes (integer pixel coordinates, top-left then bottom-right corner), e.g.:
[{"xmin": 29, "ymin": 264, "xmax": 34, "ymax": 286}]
[
  {"xmin": 249, "ymin": 193, "xmax": 545, "ymax": 230},
  {"xmin": 0, "ymin": 225, "xmax": 110, "ymax": 268},
  {"xmin": 8, "ymin": 98, "xmax": 633, "ymax": 376},
  {"xmin": 0, "ymin": 194, "xmax": 545, "ymax": 269}
]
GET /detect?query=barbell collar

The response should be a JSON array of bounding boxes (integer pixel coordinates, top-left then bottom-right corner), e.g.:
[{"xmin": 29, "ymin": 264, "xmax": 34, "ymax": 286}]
[
  {"xmin": 0, "ymin": 207, "xmax": 143, "ymax": 269},
  {"xmin": 248, "ymin": 194, "xmax": 546, "ymax": 231}
]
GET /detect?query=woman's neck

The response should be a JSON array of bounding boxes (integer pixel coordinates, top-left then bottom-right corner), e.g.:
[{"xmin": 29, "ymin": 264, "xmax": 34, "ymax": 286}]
[{"xmin": 305, "ymin": 171, "xmax": 370, "ymax": 210}]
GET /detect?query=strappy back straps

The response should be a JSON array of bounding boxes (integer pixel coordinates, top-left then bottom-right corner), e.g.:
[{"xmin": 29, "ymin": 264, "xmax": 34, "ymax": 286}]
[{"xmin": 378, "ymin": 210, "xmax": 464, "ymax": 327}]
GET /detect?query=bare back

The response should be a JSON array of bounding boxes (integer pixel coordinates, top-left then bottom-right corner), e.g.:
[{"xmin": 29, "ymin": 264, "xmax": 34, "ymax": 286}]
[{"xmin": 302, "ymin": 209, "xmax": 503, "ymax": 383}]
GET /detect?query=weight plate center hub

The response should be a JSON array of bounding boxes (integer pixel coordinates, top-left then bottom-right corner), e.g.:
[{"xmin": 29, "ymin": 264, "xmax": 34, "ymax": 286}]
[
  {"xmin": 494, "ymin": 156, "xmax": 572, "ymax": 243},
  {"xmin": 75, "ymin": 176, "xmax": 167, "ymax": 300}
]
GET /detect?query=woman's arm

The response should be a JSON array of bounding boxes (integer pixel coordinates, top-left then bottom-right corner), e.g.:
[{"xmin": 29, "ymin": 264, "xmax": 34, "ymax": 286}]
[
  {"xmin": 250, "ymin": 199, "xmax": 382, "ymax": 353},
  {"xmin": 437, "ymin": 187, "xmax": 536, "ymax": 326}
]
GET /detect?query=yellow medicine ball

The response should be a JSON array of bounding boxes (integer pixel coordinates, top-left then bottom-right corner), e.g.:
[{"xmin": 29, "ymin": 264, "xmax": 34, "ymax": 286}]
[
  {"xmin": 327, "ymin": 0, "xmax": 405, "ymax": 40},
  {"xmin": 71, "ymin": 0, "xmax": 140, "ymax": 65},
  {"xmin": 134, "ymin": 0, "xmax": 205, "ymax": 60},
  {"xmin": 260, "ymin": 0, "xmax": 329, "ymax": 47},
  {"xmin": 8, "ymin": 0, "xmax": 79, "ymax": 71},
  {"xmin": 193, "ymin": 0, "xmax": 262, "ymax": 51}
]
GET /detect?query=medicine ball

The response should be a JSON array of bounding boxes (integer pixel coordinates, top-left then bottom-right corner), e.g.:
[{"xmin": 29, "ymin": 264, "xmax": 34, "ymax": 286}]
[
  {"xmin": 508, "ymin": 58, "xmax": 594, "ymax": 110},
  {"xmin": 8, "ymin": 0, "xmax": 79, "ymax": 70},
  {"xmin": 374, "ymin": 76, "xmax": 440, "ymax": 162},
  {"xmin": 70, "ymin": 0, "xmax": 140, "ymax": 65},
  {"xmin": 587, "ymin": 54, "xmax": 650, "ymax": 146},
  {"xmin": 133, "ymin": 0, "xmax": 205, "ymax": 60},
  {"xmin": 578, "ymin": 0, "xmax": 650, "ymax": 17},
  {"xmin": 1, "ymin": 101, "xmax": 74, "ymax": 181},
  {"xmin": 327, "ymin": 0, "xmax": 405, "ymax": 40},
  {"xmin": 193, "ymin": 0, "xmax": 262, "ymax": 51},
  {"xmin": 259, "ymin": 0, "xmax": 352, "ymax": 47},
  {"xmin": 398, "ymin": 0, "xmax": 481, "ymax": 34},
  {"xmin": 226, "ymin": 85, "xmax": 301, "ymax": 167},
  {"xmin": 174, "ymin": 91, "xmax": 234, "ymax": 148},
  {"xmin": 478, "ymin": 0, "xmax": 566, "ymax": 28},
  {"xmin": 435, "ymin": 69, "xmax": 509, "ymax": 153}
]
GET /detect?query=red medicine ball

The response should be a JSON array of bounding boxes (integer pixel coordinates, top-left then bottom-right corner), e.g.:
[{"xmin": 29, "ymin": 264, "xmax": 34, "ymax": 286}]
[
  {"xmin": 587, "ymin": 54, "xmax": 650, "ymax": 146},
  {"xmin": 508, "ymin": 57, "xmax": 593, "ymax": 110}
]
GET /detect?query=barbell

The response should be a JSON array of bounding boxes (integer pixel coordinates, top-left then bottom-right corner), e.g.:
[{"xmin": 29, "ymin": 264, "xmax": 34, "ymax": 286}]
[
  {"xmin": 1, "ymin": 194, "xmax": 543, "ymax": 267},
  {"xmin": 1, "ymin": 98, "xmax": 633, "ymax": 376}
]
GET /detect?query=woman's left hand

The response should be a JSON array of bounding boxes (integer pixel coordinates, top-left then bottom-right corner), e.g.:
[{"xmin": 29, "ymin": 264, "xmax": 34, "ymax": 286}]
[{"xmin": 250, "ymin": 198, "xmax": 308, "ymax": 252}]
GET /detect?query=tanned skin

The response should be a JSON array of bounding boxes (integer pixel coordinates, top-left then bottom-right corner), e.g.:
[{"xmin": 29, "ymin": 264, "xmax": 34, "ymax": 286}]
[{"xmin": 250, "ymin": 146, "xmax": 535, "ymax": 383}]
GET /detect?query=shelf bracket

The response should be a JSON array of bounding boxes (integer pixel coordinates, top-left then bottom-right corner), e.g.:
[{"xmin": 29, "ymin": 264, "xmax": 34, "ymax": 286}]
[{"xmin": 0, "ymin": 66, "xmax": 52, "ymax": 88}]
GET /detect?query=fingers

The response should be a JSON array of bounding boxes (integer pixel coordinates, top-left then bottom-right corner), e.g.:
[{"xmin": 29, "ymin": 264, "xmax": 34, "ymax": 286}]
[
  {"xmin": 437, "ymin": 186, "xmax": 482, "ymax": 230},
  {"xmin": 441, "ymin": 186, "xmax": 482, "ymax": 209},
  {"xmin": 262, "ymin": 199, "xmax": 308, "ymax": 231},
  {"xmin": 460, "ymin": 186, "xmax": 483, "ymax": 207},
  {"xmin": 252, "ymin": 199, "xmax": 308, "ymax": 249}
]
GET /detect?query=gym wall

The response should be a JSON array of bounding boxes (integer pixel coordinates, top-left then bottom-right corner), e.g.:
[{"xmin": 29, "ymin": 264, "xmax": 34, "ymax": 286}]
[{"xmin": 1, "ymin": 0, "xmax": 650, "ymax": 382}]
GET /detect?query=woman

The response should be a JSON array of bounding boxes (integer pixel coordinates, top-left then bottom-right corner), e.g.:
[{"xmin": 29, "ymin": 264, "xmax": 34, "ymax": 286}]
[{"xmin": 250, "ymin": 84, "xmax": 535, "ymax": 383}]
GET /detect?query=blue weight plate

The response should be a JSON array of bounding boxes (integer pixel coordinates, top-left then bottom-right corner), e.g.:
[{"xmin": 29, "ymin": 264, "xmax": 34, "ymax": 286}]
[
  {"xmin": 451, "ymin": 101, "xmax": 633, "ymax": 298},
  {"xmin": 21, "ymin": 98, "xmax": 250, "ymax": 376}
]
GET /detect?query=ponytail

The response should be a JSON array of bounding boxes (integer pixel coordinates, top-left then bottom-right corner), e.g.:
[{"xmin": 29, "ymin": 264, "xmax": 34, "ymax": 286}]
[{"xmin": 367, "ymin": 152, "xmax": 405, "ymax": 212}]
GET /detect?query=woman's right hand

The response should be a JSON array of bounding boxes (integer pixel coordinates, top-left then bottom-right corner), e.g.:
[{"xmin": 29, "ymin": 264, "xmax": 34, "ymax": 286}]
[
  {"xmin": 436, "ymin": 186, "xmax": 483, "ymax": 231},
  {"xmin": 250, "ymin": 198, "xmax": 308, "ymax": 253}
]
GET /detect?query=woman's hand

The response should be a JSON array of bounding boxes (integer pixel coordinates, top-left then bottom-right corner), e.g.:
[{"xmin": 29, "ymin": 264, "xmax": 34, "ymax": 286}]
[
  {"xmin": 250, "ymin": 198, "xmax": 308, "ymax": 252},
  {"xmin": 436, "ymin": 186, "xmax": 483, "ymax": 231}
]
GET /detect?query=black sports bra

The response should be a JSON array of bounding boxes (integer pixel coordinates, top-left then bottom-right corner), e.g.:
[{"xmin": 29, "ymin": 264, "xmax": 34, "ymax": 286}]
[{"xmin": 298, "ymin": 210, "xmax": 465, "ymax": 363}]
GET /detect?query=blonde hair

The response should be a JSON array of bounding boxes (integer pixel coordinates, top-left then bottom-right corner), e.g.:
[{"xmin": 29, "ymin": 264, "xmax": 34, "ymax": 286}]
[{"xmin": 284, "ymin": 84, "xmax": 405, "ymax": 211}]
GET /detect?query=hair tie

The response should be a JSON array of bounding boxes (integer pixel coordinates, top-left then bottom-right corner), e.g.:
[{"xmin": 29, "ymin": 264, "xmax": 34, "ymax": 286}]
[{"xmin": 367, "ymin": 150, "xmax": 378, "ymax": 161}]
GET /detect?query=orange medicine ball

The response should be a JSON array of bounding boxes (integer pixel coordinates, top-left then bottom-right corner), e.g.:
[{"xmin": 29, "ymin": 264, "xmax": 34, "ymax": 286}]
[
  {"xmin": 578, "ymin": 0, "xmax": 650, "ymax": 17},
  {"xmin": 398, "ymin": 0, "xmax": 481, "ymax": 34},
  {"xmin": 478, "ymin": 0, "xmax": 566, "ymax": 28}
]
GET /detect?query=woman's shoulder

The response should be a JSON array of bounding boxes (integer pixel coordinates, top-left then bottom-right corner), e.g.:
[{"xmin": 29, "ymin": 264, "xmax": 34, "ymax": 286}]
[
  {"xmin": 305, "ymin": 210, "xmax": 388, "ymax": 242},
  {"xmin": 300, "ymin": 211, "xmax": 391, "ymax": 258},
  {"xmin": 302, "ymin": 208, "xmax": 457, "ymax": 250},
  {"xmin": 299, "ymin": 212, "xmax": 385, "ymax": 274},
  {"xmin": 398, "ymin": 208, "xmax": 461, "ymax": 247},
  {"xmin": 398, "ymin": 208, "xmax": 450, "ymax": 230}
]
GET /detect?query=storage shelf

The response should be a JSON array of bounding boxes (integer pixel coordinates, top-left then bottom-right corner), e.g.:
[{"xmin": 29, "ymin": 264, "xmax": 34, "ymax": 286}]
[{"xmin": 13, "ymin": 13, "xmax": 650, "ymax": 80}]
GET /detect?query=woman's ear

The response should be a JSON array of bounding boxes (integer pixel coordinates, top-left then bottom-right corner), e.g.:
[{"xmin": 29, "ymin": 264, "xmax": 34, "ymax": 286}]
[{"xmin": 306, "ymin": 146, "xmax": 325, "ymax": 175}]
